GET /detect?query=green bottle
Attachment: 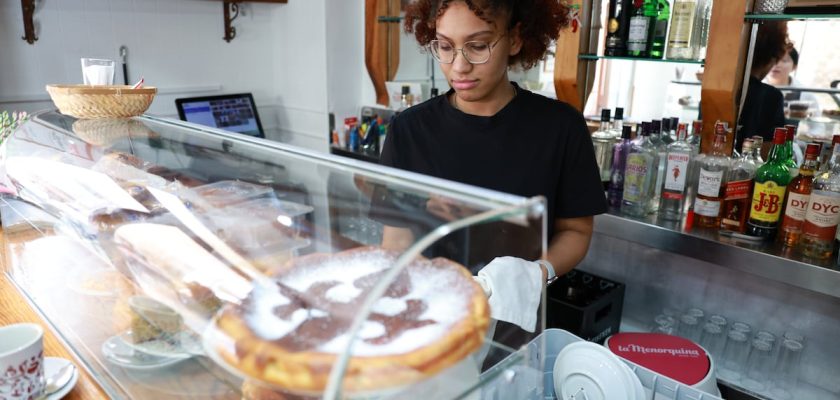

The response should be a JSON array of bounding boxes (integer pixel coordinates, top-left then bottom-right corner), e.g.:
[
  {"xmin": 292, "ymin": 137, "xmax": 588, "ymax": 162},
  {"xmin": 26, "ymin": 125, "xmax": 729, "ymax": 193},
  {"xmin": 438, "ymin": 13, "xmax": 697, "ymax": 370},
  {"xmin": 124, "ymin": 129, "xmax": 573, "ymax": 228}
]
[
  {"xmin": 746, "ymin": 128, "xmax": 793, "ymax": 239},
  {"xmin": 784, "ymin": 124, "xmax": 799, "ymax": 179},
  {"xmin": 650, "ymin": 0, "xmax": 671, "ymax": 59},
  {"xmin": 627, "ymin": 0, "xmax": 657, "ymax": 57}
]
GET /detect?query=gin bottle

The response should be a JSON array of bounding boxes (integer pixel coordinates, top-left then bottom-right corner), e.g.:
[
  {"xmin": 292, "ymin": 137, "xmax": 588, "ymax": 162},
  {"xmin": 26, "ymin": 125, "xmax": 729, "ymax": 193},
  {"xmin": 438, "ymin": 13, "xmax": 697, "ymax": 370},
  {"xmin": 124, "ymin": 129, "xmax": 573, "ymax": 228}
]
[
  {"xmin": 651, "ymin": 120, "xmax": 668, "ymax": 212},
  {"xmin": 592, "ymin": 109, "xmax": 615, "ymax": 187},
  {"xmin": 623, "ymin": 123, "xmax": 659, "ymax": 217},
  {"xmin": 659, "ymin": 123, "xmax": 692, "ymax": 220},
  {"xmin": 608, "ymin": 125, "xmax": 633, "ymax": 208}
]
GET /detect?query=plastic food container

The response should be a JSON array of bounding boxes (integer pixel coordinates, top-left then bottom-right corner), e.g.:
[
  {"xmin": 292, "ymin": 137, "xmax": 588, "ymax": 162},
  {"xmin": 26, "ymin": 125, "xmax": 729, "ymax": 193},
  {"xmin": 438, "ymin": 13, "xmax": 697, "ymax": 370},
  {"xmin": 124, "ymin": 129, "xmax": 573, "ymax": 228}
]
[{"xmin": 192, "ymin": 180, "xmax": 274, "ymax": 208}]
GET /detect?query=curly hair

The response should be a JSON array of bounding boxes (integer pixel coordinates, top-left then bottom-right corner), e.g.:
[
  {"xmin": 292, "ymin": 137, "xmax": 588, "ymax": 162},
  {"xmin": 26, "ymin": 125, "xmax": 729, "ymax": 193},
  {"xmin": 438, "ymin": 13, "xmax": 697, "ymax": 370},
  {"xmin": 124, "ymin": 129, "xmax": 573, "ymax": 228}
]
[
  {"xmin": 751, "ymin": 21, "xmax": 791, "ymax": 73},
  {"xmin": 403, "ymin": 0, "xmax": 570, "ymax": 69}
]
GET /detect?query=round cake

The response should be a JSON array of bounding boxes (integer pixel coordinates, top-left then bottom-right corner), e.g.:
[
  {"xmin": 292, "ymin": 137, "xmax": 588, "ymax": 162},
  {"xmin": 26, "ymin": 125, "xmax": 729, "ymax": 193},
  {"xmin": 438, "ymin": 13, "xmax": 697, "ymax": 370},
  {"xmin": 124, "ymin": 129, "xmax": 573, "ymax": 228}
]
[{"xmin": 214, "ymin": 246, "xmax": 489, "ymax": 394}]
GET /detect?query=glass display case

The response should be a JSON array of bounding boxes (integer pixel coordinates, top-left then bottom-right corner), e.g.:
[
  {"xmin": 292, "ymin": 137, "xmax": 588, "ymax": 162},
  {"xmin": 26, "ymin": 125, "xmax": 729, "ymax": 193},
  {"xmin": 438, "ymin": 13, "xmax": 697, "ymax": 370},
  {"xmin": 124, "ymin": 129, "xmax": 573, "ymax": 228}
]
[{"xmin": 0, "ymin": 111, "xmax": 548, "ymax": 399}]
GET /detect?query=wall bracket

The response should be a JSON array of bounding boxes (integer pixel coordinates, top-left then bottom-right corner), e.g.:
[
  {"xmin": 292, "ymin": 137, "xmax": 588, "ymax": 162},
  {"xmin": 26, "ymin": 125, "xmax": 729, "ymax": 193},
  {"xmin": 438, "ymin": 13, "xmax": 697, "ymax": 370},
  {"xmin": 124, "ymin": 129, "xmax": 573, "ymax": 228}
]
[
  {"xmin": 21, "ymin": 0, "xmax": 37, "ymax": 45},
  {"xmin": 223, "ymin": 1, "xmax": 240, "ymax": 43}
]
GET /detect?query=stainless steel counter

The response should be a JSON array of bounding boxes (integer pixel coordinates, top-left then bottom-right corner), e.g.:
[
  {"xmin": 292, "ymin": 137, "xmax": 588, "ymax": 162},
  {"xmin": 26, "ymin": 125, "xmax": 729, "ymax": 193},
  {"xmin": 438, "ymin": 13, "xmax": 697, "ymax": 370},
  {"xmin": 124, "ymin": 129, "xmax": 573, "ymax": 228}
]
[{"xmin": 594, "ymin": 212, "xmax": 840, "ymax": 299}]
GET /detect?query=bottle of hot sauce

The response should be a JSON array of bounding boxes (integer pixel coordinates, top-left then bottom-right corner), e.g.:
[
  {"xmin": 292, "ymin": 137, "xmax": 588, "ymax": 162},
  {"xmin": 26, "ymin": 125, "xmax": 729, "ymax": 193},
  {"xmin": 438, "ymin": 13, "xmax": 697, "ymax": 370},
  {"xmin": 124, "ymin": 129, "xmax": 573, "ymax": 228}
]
[
  {"xmin": 746, "ymin": 128, "xmax": 792, "ymax": 240},
  {"xmin": 778, "ymin": 143, "xmax": 821, "ymax": 247}
]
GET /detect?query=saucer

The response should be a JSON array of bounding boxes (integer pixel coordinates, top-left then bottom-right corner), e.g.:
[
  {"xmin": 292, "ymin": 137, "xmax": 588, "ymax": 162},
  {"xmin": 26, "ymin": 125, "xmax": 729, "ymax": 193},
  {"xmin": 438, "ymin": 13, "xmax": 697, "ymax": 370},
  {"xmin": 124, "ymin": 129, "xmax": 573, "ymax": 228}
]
[
  {"xmin": 553, "ymin": 342, "xmax": 639, "ymax": 400},
  {"xmin": 118, "ymin": 330, "xmax": 203, "ymax": 359},
  {"xmin": 102, "ymin": 335, "xmax": 188, "ymax": 370},
  {"xmin": 44, "ymin": 357, "xmax": 78, "ymax": 400}
]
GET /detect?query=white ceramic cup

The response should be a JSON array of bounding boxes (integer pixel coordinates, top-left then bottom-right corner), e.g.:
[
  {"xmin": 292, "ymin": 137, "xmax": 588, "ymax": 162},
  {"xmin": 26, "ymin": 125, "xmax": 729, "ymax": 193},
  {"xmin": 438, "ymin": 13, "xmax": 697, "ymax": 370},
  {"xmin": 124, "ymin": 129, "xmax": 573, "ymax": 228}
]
[
  {"xmin": 0, "ymin": 323, "xmax": 45, "ymax": 400},
  {"xmin": 80, "ymin": 58, "xmax": 115, "ymax": 86}
]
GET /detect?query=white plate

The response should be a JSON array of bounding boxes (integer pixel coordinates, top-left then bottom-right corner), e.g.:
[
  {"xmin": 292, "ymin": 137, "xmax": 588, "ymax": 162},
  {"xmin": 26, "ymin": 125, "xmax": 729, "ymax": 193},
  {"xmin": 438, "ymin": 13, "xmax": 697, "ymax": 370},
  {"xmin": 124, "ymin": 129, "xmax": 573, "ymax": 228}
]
[
  {"xmin": 102, "ymin": 335, "xmax": 188, "ymax": 370},
  {"xmin": 553, "ymin": 342, "xmax": 637, "ymax": 400},
  {"xmin": 118, "ymin": 330, "xmax": 202, "ymax": 359},
  {"xmin": 43, "ymin": 357, "xmax": 78, "ymax": 400}
]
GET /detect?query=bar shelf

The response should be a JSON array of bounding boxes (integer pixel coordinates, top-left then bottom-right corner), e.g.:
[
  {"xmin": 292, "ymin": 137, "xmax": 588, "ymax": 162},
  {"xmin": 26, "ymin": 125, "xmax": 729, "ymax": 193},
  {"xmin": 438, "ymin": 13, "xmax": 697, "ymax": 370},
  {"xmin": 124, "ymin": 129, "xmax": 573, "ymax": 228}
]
[{"xmin": 578, "ymin": 54, "xmax": 706, "ymax": 65}]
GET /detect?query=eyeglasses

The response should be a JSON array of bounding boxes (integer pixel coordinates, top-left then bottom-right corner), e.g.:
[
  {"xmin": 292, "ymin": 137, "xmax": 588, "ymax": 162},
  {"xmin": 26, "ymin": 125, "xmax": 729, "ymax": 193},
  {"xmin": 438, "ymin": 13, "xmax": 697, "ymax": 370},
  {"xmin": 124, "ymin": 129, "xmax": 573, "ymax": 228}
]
[{"xmin": 428, "ymin": 35, "xmax": 506, "ymax": 65}]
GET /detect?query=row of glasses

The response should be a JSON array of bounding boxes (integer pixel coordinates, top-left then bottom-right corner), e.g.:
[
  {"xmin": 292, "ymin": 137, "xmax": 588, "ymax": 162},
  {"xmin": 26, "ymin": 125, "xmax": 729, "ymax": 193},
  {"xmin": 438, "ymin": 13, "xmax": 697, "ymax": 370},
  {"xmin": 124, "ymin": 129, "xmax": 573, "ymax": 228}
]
[{"xmin": 650, "ymin": 308, "xmax": 805, "ymax": 398}]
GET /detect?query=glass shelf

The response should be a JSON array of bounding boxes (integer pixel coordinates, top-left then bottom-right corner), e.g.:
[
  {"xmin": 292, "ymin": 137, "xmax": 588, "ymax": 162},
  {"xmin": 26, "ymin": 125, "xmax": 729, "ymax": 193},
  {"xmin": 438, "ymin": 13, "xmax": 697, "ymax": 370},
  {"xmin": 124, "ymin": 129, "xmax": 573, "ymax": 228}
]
[
  {"xmin": 377, "ymin": 16, "xmax": 403, "ymax": 23},
  {"xmin": 578, "ymin": 54, "xmax": 705, "ymax": 65},
  {"xmin": 745, "ymin": 12, "xmax": 840, "ymax": 21}
]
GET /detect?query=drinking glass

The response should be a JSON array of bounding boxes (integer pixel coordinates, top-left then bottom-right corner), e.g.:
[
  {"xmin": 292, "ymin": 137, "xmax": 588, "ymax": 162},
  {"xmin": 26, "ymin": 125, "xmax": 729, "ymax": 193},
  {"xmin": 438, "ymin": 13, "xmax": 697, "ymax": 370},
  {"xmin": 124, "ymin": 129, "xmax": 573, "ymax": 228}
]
[
  {"xmin": 742, "ymin": 339, "xmax": 774, "ymax": 392},
  {"xmin": 699, "ymin": 322, "xmax": 725, "ymax": 362},
  {"xmin": 652, "ymin": 314, "xmax": 676, "ymax": 334},
  {"xmin": 686, "ymin": 307, "xmax": 705, "ymax": 319},
  {"xmin": 731, "ymin": 321, "xmax": 752, "ymax": 335},
  {"xmin": 81, "ymin": 58, "xmax": 115, "ymax": 86},
  {"xmin": 768, "ymin": 339, "xmax": 804, "ymax": 400},
  {"xmin": 708, "ymin": 314, "xmax": 728, "ymax": 329},
  {"xmin": 677, "ymin": 314, "xmax": 700, "ymax": 342},
  {"xmin": 718, "ymin": 330, "xmax": 749, "ymax": 382}
]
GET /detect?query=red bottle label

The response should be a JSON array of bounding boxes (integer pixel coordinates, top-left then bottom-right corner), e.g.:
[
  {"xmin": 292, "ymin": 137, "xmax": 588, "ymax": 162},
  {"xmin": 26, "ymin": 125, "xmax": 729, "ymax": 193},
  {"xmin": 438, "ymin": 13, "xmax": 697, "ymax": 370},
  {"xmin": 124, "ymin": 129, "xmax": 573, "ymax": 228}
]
[{"xmin": 724, "ymin": 179, "xmax": 751, "ymax": 201}]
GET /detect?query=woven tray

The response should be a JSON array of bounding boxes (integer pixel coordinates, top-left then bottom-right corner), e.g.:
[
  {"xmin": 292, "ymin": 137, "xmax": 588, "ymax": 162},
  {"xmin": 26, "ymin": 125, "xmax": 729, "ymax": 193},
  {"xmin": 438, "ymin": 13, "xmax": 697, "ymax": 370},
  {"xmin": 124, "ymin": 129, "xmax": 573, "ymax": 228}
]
[{"xmin": 46, "ymin": 84, "xmax": 157, "ymax": 119}]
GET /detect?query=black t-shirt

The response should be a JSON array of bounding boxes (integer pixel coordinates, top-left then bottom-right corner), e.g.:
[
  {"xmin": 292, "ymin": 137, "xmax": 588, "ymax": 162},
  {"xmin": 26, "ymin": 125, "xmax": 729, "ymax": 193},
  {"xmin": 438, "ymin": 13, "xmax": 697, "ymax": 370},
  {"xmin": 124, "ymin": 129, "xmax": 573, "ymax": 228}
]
[
  {"xmin": 738, "ymin": 76, "xmax": 785, "ymax": 150},
  {"xmin": 378, "ymin": 84, "xmax": 607, "ymax": 243}
]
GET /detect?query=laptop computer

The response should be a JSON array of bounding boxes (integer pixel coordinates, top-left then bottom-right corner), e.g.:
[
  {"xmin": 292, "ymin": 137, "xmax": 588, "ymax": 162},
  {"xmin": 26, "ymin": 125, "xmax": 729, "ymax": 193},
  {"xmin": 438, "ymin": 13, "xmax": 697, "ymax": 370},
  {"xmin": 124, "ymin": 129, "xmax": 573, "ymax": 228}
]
[{"xmin": 175, "ymin": 93, "xmax": 265, "ymax": 138}]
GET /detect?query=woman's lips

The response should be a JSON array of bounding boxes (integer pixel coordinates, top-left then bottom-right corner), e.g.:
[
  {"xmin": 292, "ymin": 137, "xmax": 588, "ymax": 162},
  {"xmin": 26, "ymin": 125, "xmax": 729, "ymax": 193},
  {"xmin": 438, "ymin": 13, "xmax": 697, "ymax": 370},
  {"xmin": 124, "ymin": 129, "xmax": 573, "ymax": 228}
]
[{"xmin": 452, "ymin": 80, "xmax": 478, "ymax": 90}]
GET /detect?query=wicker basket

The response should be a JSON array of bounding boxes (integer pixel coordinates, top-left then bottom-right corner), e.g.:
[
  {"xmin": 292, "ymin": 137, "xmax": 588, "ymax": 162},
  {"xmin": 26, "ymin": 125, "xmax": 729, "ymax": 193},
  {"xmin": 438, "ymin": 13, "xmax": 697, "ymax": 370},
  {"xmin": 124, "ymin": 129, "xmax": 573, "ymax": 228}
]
[
  {"xmin": 72, "ymin": 118, "xmax": 156, "ymax": 147},
  {"xmin": 46, "ymin": 84, "xmax": 156, "ymax": 119}
]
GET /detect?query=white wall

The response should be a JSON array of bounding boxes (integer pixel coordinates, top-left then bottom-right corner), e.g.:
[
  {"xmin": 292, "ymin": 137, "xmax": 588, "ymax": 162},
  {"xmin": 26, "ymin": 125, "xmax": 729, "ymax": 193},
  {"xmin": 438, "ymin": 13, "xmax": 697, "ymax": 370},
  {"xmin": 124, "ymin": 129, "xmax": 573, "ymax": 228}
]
[{"xmin": 0, "ymin": 0, "xmax": 348, "ymax": 152}]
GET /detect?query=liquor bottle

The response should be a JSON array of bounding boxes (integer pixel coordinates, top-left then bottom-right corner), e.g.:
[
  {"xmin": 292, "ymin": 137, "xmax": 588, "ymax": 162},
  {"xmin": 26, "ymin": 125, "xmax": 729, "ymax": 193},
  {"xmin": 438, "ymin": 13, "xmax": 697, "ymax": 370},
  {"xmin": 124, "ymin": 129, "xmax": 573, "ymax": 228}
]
[
  {"xmin": 661, "ymin": 118, "xmax": 674, "ymax": 144},
  {"xmin": 651, "ymin": 120, "xmax": 668, "ymax": 211},
  {"xmin": 666, "ymin": 0, "xmax": 699, "ymax": 59},
  {"xmin": 721, "ymin": 139, "xmax": 758, "ymax": 233},
  {"xmin": 746, "ymin": 128, "xmax": 792, "ymax": 239},
  {"xmin": 798, "ymin": 141, "xmax": 840, "ymax": 259},
  {"xmin": 649, "ymin": 0, "xmax": 671, "ymax": 59},
  {"xmin": 669, "ymin": 117, "xmax": 680, "ymax": 142},
  {"xmin": 696, "ymin": 0, "xmax": 713, "ymax": 59},
  {"xmin": 684, "ymin": 120, "xmax": 704, "ymax": 215},
  {"xmin": 751, "ymin": 135, "xmax": 765, "ymax": 166},
  {"xmin": 623, "ymin": 123, "xmax": 659, "ymax": 217},
  {"xmin": 660, "ymin": 123, "xmax": 692, "ymax": 220},
  {"xmin": 612, "ymin": 107, "xmax": 625, "ymax": 139},
  {"xmin": 592, "ymin": 109, "xmax": 615, "ymax": 187},
  {"xmin": 784, "ymin": 124, "xmax": 800, "ymax": 178},
  {"xmin": 693, "ymin": 123, "xmax": 729, "ymax": 228},
  {"xmin": 689, "ymin": 120, "xmax": 703, "ymax": 154},
  {"xmin": 627, "ymin": 0, "xmax": 657, "ymax": 57},
  {"xmin": 606, "ymin": 0, "xmax": 633, "ymax": 56},
  {"xmin": 609, "ymin": 125, "xmax": 634, "ymax": 208},
  {"xmin": 778, "ymin": 143, "xmax": 821, "ymax": 247}
]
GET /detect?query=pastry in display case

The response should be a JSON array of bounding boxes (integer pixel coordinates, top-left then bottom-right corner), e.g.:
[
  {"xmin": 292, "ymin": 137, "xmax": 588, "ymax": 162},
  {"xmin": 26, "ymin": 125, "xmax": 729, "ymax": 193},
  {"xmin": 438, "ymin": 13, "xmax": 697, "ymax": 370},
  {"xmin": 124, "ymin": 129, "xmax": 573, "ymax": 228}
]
[{"xmin": 0, "ymin": 111, "xmax": 548, "ymax": 399}]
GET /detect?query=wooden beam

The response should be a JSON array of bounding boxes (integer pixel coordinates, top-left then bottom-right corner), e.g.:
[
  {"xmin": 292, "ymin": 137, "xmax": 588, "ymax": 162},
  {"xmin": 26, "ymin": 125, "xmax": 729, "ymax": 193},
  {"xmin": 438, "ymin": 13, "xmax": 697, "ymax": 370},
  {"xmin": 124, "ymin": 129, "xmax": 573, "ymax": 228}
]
[
  {"xmin": 699, "ymin": 0, "xmax": 751, "ymax": 155},
  {"xmin": 365, "ymin": 0, "xmax": 401, "ymax": 107},
  {"xmin": 554, "ymin": 0, "xmax": 585, "ymax": 110}
]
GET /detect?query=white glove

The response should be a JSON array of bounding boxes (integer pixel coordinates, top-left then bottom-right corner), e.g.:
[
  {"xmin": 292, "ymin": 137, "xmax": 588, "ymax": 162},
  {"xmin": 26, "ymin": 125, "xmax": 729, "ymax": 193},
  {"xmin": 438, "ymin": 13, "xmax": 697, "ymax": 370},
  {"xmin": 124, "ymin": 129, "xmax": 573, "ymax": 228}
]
[{"xmin": 475, "ymin": 257, "xmax": 544, "ymax": 333}]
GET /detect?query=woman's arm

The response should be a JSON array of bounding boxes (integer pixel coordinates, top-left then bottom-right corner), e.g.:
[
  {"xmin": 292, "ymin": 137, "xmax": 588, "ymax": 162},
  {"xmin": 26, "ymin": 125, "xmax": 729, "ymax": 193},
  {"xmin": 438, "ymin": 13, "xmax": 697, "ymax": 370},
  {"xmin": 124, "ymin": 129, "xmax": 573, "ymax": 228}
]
[
  {"xmin": 381, "ymin": 226, "xmax": 415, "ymax": 252},
  {"xmin": 543, "ymin": 216, "xmax": 595, "ymax": 277}
]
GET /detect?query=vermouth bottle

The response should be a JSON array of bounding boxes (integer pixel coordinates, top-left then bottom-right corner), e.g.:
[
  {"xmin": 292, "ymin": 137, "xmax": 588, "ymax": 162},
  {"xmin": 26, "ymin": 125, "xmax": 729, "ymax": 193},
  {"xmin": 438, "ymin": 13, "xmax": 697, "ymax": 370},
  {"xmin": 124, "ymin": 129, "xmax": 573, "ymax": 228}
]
[
  {"xmin": 720, "ymin": 139, "xmax": 757, "ymax": 233},
  {"xmin": 798, "ymin": 141, "xmax": 840, "ymax": 259},
  {"xmin": 778, "ymin": 143, "xmax": 821, "ymax": 247},
  {"xmin": 609, "ymin": 125, "xmax": 634, "ymax": 208},
  {"xmin": 746, "ymin": 128, "xmax": 792, "ymax": 239},
  {"xmin": 693, "ymin": 123, "xmax": 729, "ymax": 228},
  {"xmin": 623, "ymin": 123, "xmax": 659, "ymax": 217},
  {"xmin": 659, "ymin": 123, "xmax": 692, "ymax": 220}
]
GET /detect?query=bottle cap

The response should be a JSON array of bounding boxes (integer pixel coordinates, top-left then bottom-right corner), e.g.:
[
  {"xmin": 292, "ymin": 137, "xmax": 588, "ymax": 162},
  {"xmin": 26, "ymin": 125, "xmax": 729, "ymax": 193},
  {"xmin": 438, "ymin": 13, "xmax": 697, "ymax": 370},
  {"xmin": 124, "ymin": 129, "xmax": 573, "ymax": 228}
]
[
  {"xmin": 742, "ymin": 138, "xmax": 754, "ymax": 152},
  {"xmin": 677, "ymin": 123, "xmax": 688, "ymax": 140},
  {"xmin": 662, "ymin": 118, "xmax": 671, "ymax": 133},
  {"xmin": 773, "ymin": 128, "xmax": 787, "ymax": 144},
  {"xmin": 785, "ymin": 125, "xmax": 796, "ymax": 141},
  {"xmin": 601, "ymin": 109, "xmax": 612, "ymax": 122},
  {"xmin": 652, "ymin": 120, "xmax": 661, "ymax": 133},
  {"xmin": 671, "ymin": 117, "xmax": 680, "ymax": 128},
  {"xmin": 692, "ymin": 120, "xmax": 703, "ymax": 135},
  {"xmin": 622, "ymin": 125, "xmax": 632, "ymax": 139},
  {"xmin": 805, "ymin": 142, "xmax": 821, "ymax": 157},
  {"xmin": 401, "ymin": 85, "xmax": 410, "ymax": 95},
  {"xmin": 641, "ymin": 122, "xmax": 651, "ymax": 136},
  {"xmin": 614, "ymin": 107, "xmax": 624, "ymax": 120},
  {"xmin": 430, "ymin": 87, "xmax": 439, "ymax": 97}
]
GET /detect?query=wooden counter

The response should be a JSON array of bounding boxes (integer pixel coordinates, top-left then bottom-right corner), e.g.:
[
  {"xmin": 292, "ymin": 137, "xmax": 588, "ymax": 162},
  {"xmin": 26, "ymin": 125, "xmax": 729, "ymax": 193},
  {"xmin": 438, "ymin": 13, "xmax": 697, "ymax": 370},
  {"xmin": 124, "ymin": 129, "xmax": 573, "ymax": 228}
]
[{"xmin": 0, "ymin": 229, "xmax": 108, "ymax": 399}]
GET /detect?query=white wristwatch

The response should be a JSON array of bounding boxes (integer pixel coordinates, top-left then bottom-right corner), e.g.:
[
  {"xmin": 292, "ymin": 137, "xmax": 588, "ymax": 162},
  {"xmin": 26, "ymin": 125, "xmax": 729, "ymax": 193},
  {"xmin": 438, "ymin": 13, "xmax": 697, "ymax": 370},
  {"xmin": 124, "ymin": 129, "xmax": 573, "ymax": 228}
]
[{"xmin": 536, "ymin": 260, "xmax": 557, "ymax": 285}]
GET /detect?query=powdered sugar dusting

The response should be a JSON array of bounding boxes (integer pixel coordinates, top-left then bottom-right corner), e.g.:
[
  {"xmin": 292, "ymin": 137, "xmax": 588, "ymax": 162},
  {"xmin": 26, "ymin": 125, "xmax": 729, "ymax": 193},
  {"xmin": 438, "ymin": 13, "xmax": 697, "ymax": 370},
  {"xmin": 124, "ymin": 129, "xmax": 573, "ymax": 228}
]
[
  {"xmin": 370, "ymin": 297, "xmax": 407, "ymax": 316},
  {"xmin": 325, "ymin": 284, "xmax": 361, "ymax": 303}
]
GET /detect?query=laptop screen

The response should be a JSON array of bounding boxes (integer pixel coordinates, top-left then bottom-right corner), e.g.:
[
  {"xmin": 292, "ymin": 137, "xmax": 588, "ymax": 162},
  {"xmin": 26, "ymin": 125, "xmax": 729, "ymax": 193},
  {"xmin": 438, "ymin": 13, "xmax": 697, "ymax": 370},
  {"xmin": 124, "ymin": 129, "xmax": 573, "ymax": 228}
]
[{"xmin": 175, "ymin": 93, "xmax": 265, "ymax": 138}]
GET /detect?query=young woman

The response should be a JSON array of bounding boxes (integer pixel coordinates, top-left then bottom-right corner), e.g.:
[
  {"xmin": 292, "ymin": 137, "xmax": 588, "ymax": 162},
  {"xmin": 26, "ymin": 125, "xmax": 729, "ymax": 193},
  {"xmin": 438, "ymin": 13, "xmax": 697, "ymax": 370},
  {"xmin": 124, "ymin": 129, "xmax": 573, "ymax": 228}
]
[
  {"xmin": 376, "ymin": 0, "xmax": 606, "ymax": 316},
  {"xmin": 765, "ymin": 47, "xmax": 822, "ymax": 116}
]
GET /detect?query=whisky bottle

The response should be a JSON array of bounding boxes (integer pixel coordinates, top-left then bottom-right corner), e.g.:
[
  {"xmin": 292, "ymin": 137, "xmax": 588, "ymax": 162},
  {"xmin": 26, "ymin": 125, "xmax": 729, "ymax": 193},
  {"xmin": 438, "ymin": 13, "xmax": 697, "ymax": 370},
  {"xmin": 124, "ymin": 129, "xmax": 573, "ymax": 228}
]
[
  {"xmin": 693, "ymin": 123, "xmax": 729, "ymax": 228},
  {"xmin": 798, "ymin": 141, "xmax": 840, "ymax": 259},
  {"xmin": 606, "ymin": 0, "xmax": 633, "ymax": 56},
  {"xmin": 779, "ymin": 143, "xmax": 821, "ymax": 247},
  {"xmin": 746, "ymin": 128, "xmax": 792, "ymax": 239},
  {"xmin": 720, "ymin": 139, "xmax": 758, "ymax": 233}
]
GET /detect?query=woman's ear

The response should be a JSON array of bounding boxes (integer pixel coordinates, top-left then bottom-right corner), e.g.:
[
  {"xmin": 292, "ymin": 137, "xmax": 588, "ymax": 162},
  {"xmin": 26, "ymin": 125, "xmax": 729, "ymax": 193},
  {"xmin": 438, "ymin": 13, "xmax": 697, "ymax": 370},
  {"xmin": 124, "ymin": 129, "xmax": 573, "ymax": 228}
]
[{"xmin": 508, "ymin": 22, "xmax": 523, "ymax": 57}]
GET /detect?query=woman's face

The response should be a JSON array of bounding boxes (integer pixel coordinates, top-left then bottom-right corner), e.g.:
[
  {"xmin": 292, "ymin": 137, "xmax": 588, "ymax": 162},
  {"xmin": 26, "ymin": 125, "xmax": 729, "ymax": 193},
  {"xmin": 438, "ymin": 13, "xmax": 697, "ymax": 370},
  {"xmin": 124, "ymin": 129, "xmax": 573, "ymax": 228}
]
[
  {"xmin": 435, "ymin": 1, "xmax": 521, "ymax": 104},
  {"xmin": 769, "ymin": 52, "xmax": 795, "ymax": 82}
]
